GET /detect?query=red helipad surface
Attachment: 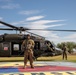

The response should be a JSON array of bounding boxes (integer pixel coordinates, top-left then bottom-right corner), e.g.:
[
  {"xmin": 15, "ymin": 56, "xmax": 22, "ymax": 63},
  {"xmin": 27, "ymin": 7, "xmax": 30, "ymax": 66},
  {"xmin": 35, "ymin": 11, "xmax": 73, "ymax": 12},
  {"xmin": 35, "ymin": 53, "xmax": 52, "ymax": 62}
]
[{"xmin": 18, "ymin": 65, "xmax": 76, "ymax": 72}]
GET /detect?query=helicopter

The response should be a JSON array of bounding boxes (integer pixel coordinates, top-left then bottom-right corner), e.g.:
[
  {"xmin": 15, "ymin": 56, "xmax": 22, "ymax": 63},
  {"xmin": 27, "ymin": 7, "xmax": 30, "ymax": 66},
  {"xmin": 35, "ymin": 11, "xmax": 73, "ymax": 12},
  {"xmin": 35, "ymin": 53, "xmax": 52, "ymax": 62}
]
[{"xmin": 0, "ymin": 21, "xmax": 74, "ymax": 59}]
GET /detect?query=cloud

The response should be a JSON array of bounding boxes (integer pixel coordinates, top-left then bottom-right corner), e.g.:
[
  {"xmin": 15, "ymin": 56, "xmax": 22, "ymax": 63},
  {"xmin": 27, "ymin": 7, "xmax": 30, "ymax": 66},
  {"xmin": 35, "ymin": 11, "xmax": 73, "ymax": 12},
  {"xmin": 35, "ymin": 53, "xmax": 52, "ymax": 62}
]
[
  {"xmin": 65, "ymin": 34, "xmax": 76, "ymax": 39},
  {"xmin": 0, "ymin": 3, "xmax": 20, "ymax": 9},
  {"xmin": 0, "ymin": 17, "xmax": 3, "ymax": 20},
  {"xmin": 25, "ymin": 23, "xmax": 64, "ymax": 29},
  {"xmin": 19, "ymin": 10, "xmax": 41, "ymax": 15},
  {"xmin": 26, "ymin": 16, "xmax": 45, "ymax": 21},
  {"xmin": 61, "ymin": 34, "xmax": 76, "ymax": 43},
  {"xmin": 29, "ymin": 20, "xmax": 64, "ymax": 25},
  {"xmin": 12, "ymin": 19, "xmax": 64, "ymax": 29},
  {"xmin": 52, "ymin": 33, "xmax": 76, "ymax": 44},
  {"xmin": 48, "ymin": 24, "xmax": 65, "ymax": 28}
]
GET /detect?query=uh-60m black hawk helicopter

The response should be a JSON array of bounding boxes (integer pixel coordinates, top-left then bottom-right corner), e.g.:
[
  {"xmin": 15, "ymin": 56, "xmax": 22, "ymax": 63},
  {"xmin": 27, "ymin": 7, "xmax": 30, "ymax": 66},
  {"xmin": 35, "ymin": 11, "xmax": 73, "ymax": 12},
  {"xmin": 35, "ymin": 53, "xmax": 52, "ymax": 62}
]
[{"xmin": 0, "ymin": 21, "xmax": 75, "ymax": 59}]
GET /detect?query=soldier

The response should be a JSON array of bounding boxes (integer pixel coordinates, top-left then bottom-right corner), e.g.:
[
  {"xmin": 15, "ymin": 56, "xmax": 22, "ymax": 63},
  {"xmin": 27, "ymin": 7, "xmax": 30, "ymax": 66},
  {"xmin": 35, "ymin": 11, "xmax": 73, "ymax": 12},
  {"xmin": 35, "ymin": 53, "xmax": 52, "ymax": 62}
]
[
  {"xmin": 46, "ymin": 42, "xmax": 54, "ymax": 52},
  {"xmin": 22, "ymin": 34, "xmax": 35, "ymax": 68},
  {"xmin": 62, "ymin": 43, "xmax": 68, "ymax": 60}
]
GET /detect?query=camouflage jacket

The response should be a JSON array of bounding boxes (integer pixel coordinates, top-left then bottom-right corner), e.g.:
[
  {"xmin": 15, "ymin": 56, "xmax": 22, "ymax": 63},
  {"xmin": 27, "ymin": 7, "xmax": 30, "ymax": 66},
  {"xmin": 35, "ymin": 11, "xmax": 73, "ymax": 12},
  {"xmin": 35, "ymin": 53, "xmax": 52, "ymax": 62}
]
[{"xmin": 22, "ymin": 39, "xmax": 35, "ymax": 50}]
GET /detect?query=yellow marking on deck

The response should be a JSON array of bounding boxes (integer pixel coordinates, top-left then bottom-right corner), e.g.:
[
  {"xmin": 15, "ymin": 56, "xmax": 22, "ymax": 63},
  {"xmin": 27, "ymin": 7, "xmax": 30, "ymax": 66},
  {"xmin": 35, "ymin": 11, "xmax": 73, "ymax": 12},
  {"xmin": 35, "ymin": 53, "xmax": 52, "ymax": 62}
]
[
  {"xmin": 1, "ymin": 72, "xmax": 76, "ymax": 75},
  {"xmin": 0, "ymin": 62, "xmax": 44, "ymax": 67}
]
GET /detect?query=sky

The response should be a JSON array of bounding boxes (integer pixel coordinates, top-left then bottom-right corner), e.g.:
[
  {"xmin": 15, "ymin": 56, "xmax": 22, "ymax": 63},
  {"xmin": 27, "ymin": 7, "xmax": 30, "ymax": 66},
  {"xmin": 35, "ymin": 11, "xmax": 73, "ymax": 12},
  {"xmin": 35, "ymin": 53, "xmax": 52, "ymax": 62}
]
[{"xmin": 0, "ymin": 0, "xmax": 76, "ymax": 44}]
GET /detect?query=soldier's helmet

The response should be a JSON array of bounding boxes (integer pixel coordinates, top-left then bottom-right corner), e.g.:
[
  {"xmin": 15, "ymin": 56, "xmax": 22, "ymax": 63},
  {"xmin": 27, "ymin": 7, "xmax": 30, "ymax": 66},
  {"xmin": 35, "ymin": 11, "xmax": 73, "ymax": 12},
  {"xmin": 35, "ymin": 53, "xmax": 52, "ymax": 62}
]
[
  {"xmin": 26, "ymin": 34, "xmax": 31, "ymax": 39},
  {"xmin": 27, "ymin": 34, "xmax": 30, "ymax": 36}
]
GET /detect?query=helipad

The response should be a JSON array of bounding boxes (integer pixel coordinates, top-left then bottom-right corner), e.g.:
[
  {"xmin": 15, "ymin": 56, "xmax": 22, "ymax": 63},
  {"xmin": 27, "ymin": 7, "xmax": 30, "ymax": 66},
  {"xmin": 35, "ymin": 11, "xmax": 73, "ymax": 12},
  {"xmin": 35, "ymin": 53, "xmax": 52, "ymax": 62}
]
[{"xmin": 0, "ymin": 61, "xmax": 76, "ymax": 75}]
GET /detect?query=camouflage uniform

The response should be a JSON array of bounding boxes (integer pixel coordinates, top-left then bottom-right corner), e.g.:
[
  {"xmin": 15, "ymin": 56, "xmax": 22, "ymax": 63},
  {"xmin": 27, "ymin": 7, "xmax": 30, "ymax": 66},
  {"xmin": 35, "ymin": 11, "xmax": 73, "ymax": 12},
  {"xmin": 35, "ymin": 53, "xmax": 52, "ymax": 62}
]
[
  {"xmin": 62, "ymin": 45, "xmax": 67, "ymax": 60},
  {"xmin": 22, "ymin": 39, "xmax": 35, "ymax": 68}
]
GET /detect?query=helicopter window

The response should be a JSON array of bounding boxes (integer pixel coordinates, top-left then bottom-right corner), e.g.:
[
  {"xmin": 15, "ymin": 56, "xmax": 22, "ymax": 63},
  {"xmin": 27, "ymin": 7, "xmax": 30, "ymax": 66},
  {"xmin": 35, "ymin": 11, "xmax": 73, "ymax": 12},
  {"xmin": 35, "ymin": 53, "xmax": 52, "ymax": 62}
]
[
  {"xmin": 34, "ymin": 42, "xmax": 40, "ymax": 50},
  {"xmin": 11, "ymin": 42, "xmax": 21, "ymax": 55},
  {"xmin": 13, "ymin": 44, "xmax": 19, "ymax": 51}
]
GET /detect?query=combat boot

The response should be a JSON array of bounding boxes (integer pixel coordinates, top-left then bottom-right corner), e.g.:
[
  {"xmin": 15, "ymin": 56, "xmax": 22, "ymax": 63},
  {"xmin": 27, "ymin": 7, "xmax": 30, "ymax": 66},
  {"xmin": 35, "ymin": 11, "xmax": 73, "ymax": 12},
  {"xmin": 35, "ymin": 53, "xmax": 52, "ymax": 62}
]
[{"xmin": 31, "ymin": 66, "xmax": 34, "ymax": 68}]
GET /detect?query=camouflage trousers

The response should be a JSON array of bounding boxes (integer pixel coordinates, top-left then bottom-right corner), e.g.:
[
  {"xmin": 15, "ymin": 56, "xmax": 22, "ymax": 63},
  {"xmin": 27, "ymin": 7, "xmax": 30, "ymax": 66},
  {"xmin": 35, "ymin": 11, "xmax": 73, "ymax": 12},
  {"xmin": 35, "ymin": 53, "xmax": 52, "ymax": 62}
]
[
  {"xmin": 62, "ymin": 52, "xmax": 67, "ymax": 60},
  {"xmin": 24, "ymin": 49, "xmax": 34, "ymax": 68}
]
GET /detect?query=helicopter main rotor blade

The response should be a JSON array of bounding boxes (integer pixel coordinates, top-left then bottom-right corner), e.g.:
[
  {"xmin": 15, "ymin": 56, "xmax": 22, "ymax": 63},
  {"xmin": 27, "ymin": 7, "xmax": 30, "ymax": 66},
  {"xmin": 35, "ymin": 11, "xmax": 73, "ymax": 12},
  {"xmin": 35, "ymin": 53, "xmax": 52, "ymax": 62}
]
[
  {"xmin": 0, "ymin": 21, "xmax": 76, "ymax": 32},
  {"xmin": 27, "ymin": 29, "xmax": 76, "ymax": 32},
  {"xmin": 0, "ymin": 21, "xmax": 19, "ymax": 29},
  {"xmin": 0, "ymin": 21, "xmax": 30, "ymax": 31},
  {"xmin": 0, "ymin": 28, "xmax": 14, "ymax": 30}
]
